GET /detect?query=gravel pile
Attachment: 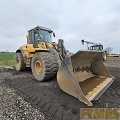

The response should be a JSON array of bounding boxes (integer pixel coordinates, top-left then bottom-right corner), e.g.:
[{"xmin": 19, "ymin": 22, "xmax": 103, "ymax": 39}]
[{"xmin": 0, "ymin": 83, "xmax": 46, "ymax": 120}]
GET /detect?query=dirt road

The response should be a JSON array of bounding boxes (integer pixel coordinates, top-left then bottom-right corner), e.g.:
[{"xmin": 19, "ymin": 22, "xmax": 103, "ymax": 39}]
[{"xmin": 0, "ymin": 56, "xmax": 120, "ymax": 120}]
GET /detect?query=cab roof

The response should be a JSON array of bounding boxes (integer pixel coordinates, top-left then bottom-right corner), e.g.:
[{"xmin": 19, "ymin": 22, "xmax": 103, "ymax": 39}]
[{"xmin": 28, "ymin": 26, "xmax": 53, "ymax": 33}]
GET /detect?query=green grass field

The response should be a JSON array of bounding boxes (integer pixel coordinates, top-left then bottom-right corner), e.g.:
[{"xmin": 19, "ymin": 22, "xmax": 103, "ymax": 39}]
[{"xmin": 0, "ymin": 52, "xmax": 15, "ymax": 66}]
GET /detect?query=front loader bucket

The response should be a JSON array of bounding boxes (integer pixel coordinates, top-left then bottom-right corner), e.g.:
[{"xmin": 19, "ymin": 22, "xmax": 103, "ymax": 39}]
[{"xmin": 57, "ymin": 50, "xmax": 114, "ymax": 106}]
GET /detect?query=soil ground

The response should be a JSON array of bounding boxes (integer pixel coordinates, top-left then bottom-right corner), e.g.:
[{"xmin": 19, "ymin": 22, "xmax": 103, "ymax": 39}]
[{"xmin": 0, "ymin": 56, "xmax": 120, "ymax": 120}]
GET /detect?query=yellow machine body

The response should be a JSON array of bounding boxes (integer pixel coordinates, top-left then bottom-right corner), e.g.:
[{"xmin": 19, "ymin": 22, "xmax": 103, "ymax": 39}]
[{"xmin": 20, "ymin": 42, "xmax": 47, "ymax": 58}]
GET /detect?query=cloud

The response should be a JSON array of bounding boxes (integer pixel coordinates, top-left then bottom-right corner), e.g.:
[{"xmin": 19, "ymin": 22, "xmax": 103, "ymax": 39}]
[{"xmin": 0, "ymin": 0, "xmax": 120, "ymax": 53}]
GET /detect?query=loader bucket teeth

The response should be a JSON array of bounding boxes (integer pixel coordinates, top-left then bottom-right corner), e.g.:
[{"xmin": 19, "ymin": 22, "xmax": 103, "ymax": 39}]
[{"xmin": 57, "ymin": 50, "xmax": 114, "ymax": 106}]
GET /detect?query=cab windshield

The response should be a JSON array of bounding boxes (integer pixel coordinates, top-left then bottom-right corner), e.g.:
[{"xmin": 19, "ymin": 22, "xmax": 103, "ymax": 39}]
[
  {"xmin": 35, "ymin": 30, "xmax": 52, "ymax": 43},
  {"xmin": 90, "ymin": 45, "xmax": 103, "ymax": 50}
]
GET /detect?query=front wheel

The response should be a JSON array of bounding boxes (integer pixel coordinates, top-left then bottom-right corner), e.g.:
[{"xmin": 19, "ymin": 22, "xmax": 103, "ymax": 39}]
[{"xmin": 31, "ymin": 52, "xmax": 58, "ymax": 81}]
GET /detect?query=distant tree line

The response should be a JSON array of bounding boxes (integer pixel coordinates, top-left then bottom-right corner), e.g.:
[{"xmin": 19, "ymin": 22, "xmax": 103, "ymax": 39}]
[
  {"xmin": 105, "ymin": 47, "xmax": 113, "ymax": 54},
  {"xmin": 0, "ymin": 50, "xmax": 9, "ymax": 53},
  {"xmin": 0, "ymin": 50, "xmax": 15, "ymax": 53}
]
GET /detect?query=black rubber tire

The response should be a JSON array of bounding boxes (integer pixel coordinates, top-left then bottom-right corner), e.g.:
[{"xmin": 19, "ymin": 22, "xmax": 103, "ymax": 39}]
[
  {"xmin": 14, "ymin": 52, "xmax": 26, "ymax": 71},
  {"xmin": 31, "ymin": 52, "xmax": 58, "ymax": 81}
]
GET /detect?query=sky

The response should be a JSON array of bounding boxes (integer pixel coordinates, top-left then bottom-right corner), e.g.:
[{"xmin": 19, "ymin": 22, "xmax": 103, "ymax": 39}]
[{"xmin": 0, "ymin": 0, "xmax": 120, "ymax": 53}]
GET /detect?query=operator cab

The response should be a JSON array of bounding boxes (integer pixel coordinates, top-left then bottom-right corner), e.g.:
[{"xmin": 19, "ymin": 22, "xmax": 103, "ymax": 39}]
[
  {"xmin": 27, "ymin": 26, "xmax": 55, "ymax": 48},
  {"xmin": 90, "ymin": 44, "xmax": 103, "ymax": 51}
]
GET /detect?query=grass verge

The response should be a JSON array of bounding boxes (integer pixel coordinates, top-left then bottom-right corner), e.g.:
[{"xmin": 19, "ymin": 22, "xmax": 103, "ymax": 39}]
[{"xmin": 0, "ymin": 52, "xmax": 15, "ymax": 66}]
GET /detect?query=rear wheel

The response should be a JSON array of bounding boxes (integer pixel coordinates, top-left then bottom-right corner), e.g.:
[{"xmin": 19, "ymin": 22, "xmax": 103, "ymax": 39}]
[
  {"xmin": 14, "ymin": 52, "xmax": 26, "ymax": 71},
  {"xmin": 31, "ymin": 52, "xmax": 58, "ymax": 81}
]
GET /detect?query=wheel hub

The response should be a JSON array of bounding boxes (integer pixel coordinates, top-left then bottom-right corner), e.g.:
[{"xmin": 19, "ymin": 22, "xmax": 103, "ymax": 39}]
[{"xmin": 35, "ymin": 61, "xmax": 42, "ymax": 73}]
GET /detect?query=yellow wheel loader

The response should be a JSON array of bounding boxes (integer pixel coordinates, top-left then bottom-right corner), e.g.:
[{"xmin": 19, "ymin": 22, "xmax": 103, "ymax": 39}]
[{"xmin": 15, "ymin": 26, "xmax": 114, "ymax": 106}]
